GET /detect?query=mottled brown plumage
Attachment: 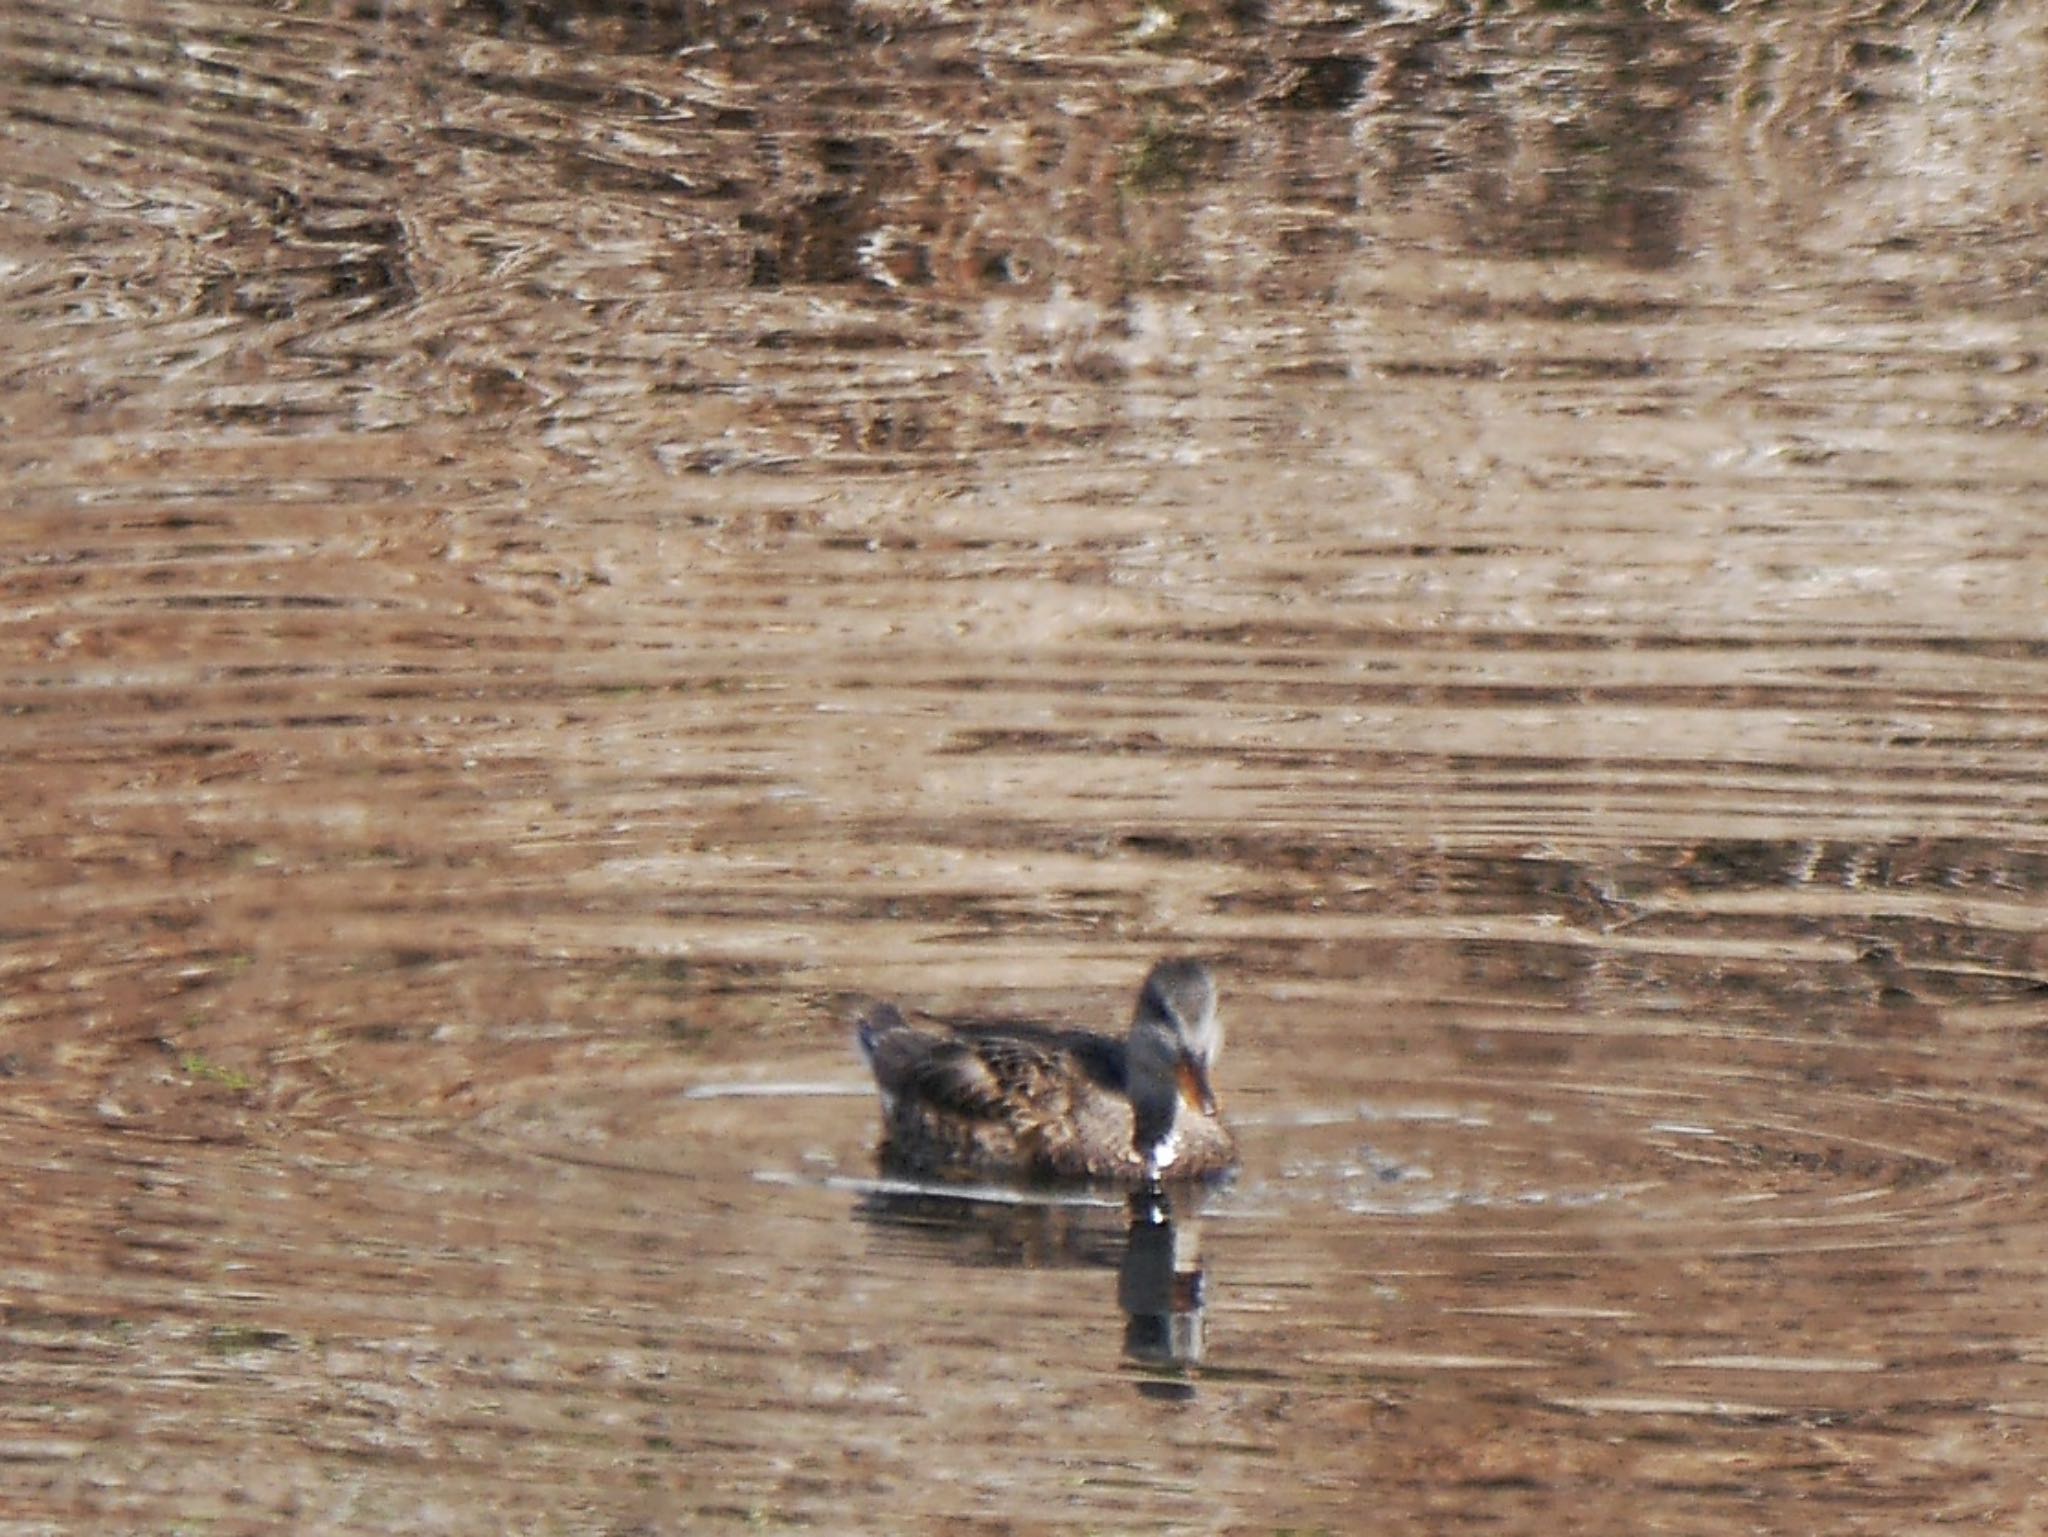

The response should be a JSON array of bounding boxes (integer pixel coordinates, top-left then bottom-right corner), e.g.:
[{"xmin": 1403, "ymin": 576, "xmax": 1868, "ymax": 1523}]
[{"xmin": 854, "ymin": 958, "xmax": 1237, "ymax": 1185}]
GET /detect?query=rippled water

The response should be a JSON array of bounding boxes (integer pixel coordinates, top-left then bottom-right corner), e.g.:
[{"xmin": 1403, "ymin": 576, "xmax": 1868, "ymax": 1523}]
[{"xmin": 6, "ymin": 0, "xmax": 2048, "ymax": 1530}]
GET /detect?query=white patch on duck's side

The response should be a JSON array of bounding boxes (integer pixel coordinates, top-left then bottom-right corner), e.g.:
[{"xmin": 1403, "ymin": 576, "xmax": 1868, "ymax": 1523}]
[{"xmin": 1146, "ymin": 1124, "xmax": 1182, "ymax": 1175}]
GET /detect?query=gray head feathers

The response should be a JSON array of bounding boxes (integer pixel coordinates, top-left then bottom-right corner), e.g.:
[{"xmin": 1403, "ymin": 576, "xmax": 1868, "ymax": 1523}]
[
  {"xmin": 1127, "ymin": 957, "xmax": 1222, "ymax": 1175},
  {"xmin": 1134, "ymin": 957, "xmax": 1220, "ymax": 1067}
]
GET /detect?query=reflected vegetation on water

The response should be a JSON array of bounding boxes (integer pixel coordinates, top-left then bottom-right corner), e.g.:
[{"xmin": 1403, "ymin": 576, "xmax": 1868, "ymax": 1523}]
[{"xmin": 5, "ymin": 0, "xmax": 2048, "ymax": 1531}]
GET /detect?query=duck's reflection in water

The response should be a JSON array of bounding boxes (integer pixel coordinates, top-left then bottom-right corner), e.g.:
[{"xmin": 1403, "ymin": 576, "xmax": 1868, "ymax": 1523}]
[
  {"xmin": 852, "ymin": 1181, "xmax": 1213, "ymax": 1389},
  {"xmin": 852, "ymin": 1185, "xmax": 1129, "ymax": 1268},
  {"xmin": 1118, "ymin": 1186, "xmax": 1206, "ymax": 1381}
]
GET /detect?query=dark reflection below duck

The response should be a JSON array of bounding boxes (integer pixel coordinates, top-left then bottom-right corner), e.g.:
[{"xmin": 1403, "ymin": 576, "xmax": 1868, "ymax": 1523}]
[
  {"xmin": 852, "ymin": 1180, "xmax": 1213, "ymax": 1391},
  {"xmin": 1117, "ymin": 1185, "xmax": 1208, "ymax": 1390}
]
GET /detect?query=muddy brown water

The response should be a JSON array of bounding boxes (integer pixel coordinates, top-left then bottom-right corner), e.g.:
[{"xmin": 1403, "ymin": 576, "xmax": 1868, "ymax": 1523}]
[{"xmin": 6, "ymin": 1, "xmax": 2048, "ymax": 1531}]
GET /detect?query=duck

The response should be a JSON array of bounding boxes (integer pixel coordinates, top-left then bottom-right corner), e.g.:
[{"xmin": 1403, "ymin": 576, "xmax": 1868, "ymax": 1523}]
[{"xmin": 853, "ymin": 957, "xmax": 1237, "ymax": 1185}]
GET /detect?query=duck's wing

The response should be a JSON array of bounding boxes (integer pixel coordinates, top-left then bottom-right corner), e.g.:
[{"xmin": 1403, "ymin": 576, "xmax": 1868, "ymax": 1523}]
[
  {"xmin": 860, "ymin": 1007, "xmax": 1122, "ymax": 1123},
  {"xmin": 904, "ymin": 1033, "xmax": 1072, "ymax": 1121}
]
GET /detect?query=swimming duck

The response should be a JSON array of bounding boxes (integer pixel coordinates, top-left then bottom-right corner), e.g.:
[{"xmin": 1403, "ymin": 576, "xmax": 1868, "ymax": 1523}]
[{"xmin": 854, "ymin": 957, "xmax": 1237, "ymax": 1185}]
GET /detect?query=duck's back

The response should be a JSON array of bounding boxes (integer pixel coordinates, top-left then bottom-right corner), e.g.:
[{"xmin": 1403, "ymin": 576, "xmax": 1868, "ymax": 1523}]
[{"xmin": 855, "ymin": 1004, "xmax": 1235, "ymax": 1184}]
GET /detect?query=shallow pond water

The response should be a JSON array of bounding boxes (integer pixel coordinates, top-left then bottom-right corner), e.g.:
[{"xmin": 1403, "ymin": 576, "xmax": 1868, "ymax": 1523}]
[{"xmin": 4, "ymin": 1, "xmax": 2048, "ymax": 1531}]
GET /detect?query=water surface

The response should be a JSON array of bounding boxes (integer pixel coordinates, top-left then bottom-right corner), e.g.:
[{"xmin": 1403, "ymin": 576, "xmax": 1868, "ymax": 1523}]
[{"xmin": 4, "ymin": 1, "xmax": 2048, "ymax": 1531}]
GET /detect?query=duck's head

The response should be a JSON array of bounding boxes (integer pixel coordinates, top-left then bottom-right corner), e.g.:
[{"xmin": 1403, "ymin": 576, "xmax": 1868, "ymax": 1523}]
[{"xmin": 1126, "ymin": 957, "xmax": 1222, "ymax": 1178}]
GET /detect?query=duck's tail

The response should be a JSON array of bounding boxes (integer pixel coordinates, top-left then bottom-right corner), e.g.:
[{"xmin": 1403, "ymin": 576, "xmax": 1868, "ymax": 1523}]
[
  {"xmin": 853, "ymin": 1000, "xmax": 910, "ymax": 1075},
  {"xmin": 852, "ymin": 1001, "xmax": 916, "ymax": 1116}
]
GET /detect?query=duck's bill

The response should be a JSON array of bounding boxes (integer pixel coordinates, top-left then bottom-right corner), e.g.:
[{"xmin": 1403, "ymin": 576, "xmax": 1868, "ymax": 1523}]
[{"xmin": 1176, "ymin": 1056, "xmax": 1218, "ymax": 1115}]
